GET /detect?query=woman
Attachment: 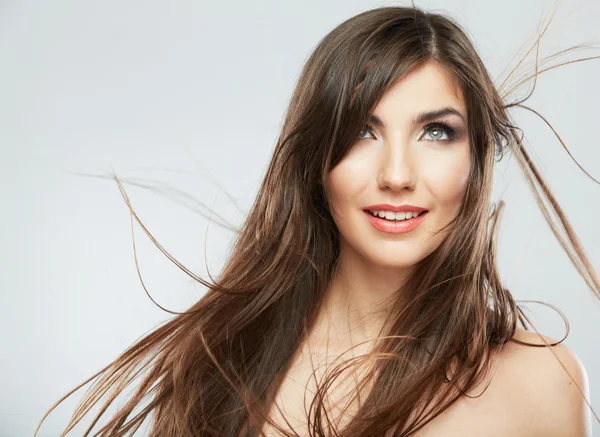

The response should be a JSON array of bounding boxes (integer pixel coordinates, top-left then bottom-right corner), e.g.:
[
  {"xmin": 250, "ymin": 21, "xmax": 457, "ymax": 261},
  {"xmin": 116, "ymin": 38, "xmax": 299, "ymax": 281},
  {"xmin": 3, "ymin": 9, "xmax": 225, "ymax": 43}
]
[{"xmin": 37, "ymin": 5, "xmax": 598, "ymax": 436}]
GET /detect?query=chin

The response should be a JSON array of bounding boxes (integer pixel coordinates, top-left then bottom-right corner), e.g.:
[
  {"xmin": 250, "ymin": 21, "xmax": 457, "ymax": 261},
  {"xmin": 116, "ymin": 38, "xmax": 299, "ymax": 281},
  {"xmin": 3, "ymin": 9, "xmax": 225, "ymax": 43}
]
[{"xmin": 366, "ymin": 251, "xmax": 424, "ymax": 270}]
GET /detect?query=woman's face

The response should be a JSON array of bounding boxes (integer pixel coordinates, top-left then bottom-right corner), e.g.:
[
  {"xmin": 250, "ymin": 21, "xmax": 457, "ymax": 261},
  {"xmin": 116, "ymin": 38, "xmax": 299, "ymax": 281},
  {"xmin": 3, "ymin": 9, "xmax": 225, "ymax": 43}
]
[{"xmin": 325, "ymin": 62, "xmax": 471, "ymax": 270}]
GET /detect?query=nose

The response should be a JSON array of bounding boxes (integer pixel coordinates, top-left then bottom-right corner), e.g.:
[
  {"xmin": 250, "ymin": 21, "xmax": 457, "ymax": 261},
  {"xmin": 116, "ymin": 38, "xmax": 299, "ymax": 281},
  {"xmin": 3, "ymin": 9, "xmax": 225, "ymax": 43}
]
[{"xmin": 377, "ymin": 142, "xmax": 416, "ymax": 192}]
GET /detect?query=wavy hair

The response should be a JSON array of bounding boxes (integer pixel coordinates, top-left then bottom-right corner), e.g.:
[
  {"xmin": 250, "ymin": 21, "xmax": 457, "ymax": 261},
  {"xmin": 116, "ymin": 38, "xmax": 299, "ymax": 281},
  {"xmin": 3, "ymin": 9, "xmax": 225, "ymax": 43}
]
[{"xmin": 36, "ymin": 4, "xmax": 599, "ymax": 436}]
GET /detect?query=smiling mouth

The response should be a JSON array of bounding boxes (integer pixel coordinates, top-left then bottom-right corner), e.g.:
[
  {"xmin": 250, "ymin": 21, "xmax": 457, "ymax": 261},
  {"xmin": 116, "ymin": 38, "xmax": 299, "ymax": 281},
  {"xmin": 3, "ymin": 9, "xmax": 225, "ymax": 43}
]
[{"xmin": 365, "ymin": 209, "xmax": 428, "ymax": 222}]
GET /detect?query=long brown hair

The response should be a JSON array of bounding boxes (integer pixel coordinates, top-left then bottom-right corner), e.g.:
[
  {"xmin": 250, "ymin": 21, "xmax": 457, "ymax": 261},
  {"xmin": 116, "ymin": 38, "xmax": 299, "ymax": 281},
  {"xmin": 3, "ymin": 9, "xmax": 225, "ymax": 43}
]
[{"xmin": 36, "ymin": 4, "xmax": 600, "ymax": 436}]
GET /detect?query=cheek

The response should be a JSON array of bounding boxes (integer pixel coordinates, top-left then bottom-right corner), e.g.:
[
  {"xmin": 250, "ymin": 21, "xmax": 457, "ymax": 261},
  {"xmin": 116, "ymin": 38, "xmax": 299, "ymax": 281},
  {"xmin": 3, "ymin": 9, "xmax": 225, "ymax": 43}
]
[
  {"xmin": 424, "ymin": 150, "xmax": 470, "ymax": 204},
  {"xmin": 326, "ymin": 156, "xmax": 371, "ymax": 215}
]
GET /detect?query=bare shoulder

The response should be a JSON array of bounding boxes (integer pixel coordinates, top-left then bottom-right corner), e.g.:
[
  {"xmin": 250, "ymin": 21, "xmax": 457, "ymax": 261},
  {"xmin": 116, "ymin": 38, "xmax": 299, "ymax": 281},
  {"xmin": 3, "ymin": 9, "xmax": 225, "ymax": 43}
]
[{"xmin": 495, "ymin": 327, "xmax": 592, "ymax": 437}]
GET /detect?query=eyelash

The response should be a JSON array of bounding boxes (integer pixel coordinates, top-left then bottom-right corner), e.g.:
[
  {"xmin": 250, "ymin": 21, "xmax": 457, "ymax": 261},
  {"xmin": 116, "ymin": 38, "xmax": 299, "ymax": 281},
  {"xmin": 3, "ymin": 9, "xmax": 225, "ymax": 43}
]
[{"xmin": 359, "ymin": 121, "xmax": 457, "ymax": 142}]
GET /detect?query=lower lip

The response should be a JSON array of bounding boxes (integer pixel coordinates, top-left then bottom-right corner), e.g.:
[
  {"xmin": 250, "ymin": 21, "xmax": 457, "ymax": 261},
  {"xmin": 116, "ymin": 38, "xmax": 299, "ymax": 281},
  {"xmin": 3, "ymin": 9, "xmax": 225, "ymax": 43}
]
[{"xmin": 364, "ymin": 210, "xmax": 428, "ymax": 234}]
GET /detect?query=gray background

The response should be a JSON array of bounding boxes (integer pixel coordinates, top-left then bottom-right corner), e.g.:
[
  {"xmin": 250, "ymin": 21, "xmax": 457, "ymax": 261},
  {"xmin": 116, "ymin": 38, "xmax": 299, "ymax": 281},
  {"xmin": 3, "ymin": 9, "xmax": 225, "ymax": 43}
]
[{"xmin": 1, "ymin": 0, "xmax": 599, "ymax": 435}]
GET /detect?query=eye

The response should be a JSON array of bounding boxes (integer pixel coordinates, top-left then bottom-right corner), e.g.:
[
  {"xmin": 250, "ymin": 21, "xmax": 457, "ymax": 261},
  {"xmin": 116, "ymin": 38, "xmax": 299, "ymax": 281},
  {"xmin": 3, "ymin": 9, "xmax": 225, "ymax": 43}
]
[
  {"xmin": 358, "ymin": 123, "xmax": 375, "ymax": 140},
  {"xmin": 357, "ymin": 121, "xmax": 457, "ymax": 142},
  {"xmin": 421, "ymin": 122, "xmax": 456, "ymax": 142}
]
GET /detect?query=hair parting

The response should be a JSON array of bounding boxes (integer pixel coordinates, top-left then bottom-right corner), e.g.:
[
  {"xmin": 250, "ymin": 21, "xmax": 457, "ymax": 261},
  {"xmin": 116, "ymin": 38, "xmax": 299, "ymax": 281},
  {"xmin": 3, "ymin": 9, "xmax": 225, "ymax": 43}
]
[{"xmin": 36, "ymin": 4, "xmax": 600, "ymax": 436}]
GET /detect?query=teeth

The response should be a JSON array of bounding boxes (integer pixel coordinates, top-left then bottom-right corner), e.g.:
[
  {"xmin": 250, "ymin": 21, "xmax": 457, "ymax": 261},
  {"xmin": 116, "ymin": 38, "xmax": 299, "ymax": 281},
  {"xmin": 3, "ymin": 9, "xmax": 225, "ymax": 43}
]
[{"xmin": 369, "ymin": 210, "xmax": 423, "ymax": 221}]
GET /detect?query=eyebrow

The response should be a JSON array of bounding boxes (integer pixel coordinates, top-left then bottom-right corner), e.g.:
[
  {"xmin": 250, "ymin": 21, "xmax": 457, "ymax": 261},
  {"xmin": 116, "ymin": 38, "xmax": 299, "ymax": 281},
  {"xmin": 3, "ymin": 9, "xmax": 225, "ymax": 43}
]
[{"xmin": 368, "ymin": 107, "xmax": 466, "ymax": 129}]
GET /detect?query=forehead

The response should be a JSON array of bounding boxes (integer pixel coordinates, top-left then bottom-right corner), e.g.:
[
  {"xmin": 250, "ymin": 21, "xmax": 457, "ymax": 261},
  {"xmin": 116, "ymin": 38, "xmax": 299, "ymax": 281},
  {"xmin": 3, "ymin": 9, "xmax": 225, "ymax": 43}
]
[{"xmin": 373, "ymin": 62, "xmax": 466, "ymax": 121}]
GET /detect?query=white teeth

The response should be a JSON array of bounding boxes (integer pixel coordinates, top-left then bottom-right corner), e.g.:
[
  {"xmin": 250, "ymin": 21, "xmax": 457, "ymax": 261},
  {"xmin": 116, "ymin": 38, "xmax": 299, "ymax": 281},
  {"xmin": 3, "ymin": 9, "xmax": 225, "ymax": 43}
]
[{"xmin": 369, "ymin": 210, "xmax": 423, "ymax": 221}]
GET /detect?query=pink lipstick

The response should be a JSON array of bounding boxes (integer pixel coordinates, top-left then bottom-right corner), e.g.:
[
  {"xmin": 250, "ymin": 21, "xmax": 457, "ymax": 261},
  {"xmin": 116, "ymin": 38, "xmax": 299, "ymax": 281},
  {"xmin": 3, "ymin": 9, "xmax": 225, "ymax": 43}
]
[{"xmin": 363, "ymin": 209, "xmax": 428, "ymax": 234}]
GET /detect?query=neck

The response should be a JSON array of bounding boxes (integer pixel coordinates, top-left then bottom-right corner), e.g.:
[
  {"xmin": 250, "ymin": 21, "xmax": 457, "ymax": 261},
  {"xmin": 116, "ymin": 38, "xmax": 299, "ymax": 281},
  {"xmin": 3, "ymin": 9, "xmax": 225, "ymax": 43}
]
[{"xmin": 312, "ymin": 244, "xmax": 414, "ymax": 354}]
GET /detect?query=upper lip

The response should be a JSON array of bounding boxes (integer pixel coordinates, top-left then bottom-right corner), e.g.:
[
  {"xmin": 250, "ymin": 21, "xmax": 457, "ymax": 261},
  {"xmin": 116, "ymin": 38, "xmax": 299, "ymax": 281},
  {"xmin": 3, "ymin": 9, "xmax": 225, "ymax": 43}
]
[{"xmin": 364, "ymin": 204, "xmax": 428, "ymax": 213}]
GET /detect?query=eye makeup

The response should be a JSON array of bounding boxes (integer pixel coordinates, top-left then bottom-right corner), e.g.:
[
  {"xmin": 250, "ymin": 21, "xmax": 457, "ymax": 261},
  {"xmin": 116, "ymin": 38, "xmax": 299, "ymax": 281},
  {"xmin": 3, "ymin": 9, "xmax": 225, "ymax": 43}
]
[{"xmin": 358, "ymin": 118, "xmax": 464, "ymax": 143}]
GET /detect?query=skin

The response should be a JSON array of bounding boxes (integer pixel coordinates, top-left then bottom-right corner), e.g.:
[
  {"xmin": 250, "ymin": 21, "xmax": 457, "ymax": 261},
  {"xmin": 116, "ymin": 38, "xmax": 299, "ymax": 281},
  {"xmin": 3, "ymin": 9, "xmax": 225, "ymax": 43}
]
[
  {"xmin": 319, "ymin": 61, "xmax": 471, "ymax": 348},
  {"xmin": 261, "ymin": 61, "xmax": 592, "ymax": 436},
  {"xmin": 262, "ymin": 328, "xmax": 591, "ymax": 437},
  {"xmin": 265, "ymin": 61, "xmax": 473, "ymax": 435}
]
